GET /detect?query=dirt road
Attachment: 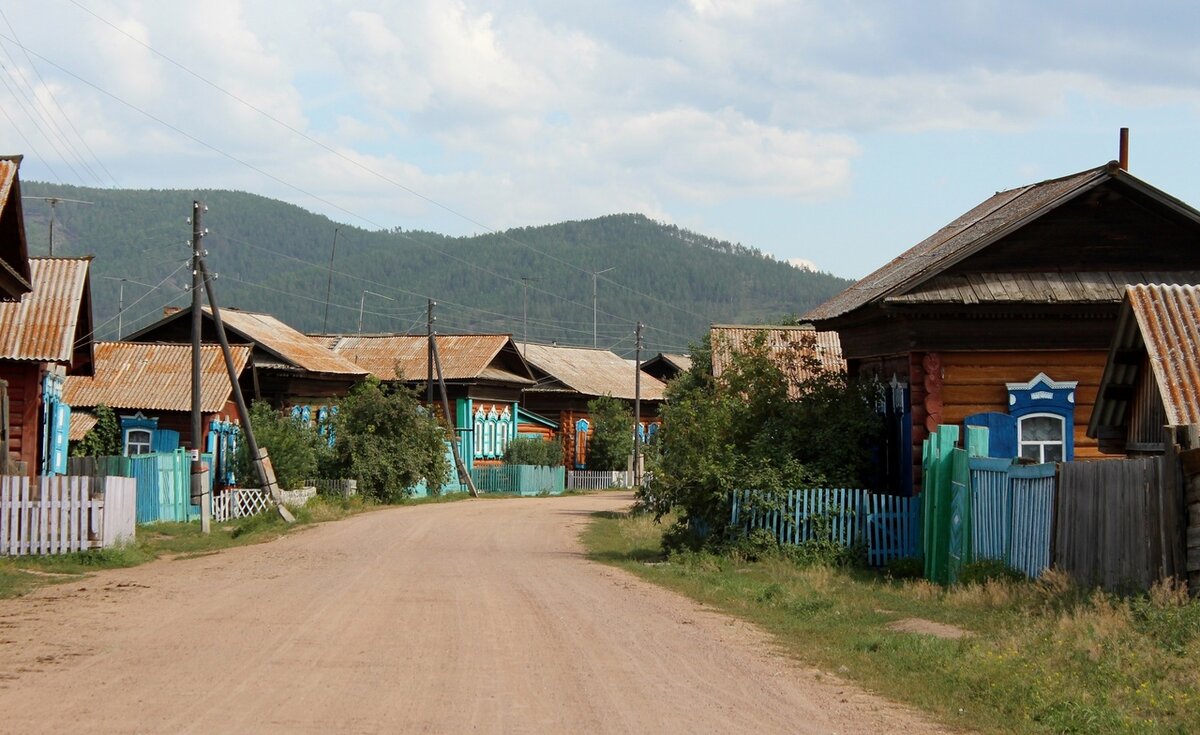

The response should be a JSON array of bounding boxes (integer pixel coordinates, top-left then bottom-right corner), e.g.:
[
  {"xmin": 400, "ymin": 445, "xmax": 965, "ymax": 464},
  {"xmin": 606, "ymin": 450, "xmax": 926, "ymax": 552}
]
[{"xmin": 0, "ymin": 493, "xmax": 950, "ymax": 733}]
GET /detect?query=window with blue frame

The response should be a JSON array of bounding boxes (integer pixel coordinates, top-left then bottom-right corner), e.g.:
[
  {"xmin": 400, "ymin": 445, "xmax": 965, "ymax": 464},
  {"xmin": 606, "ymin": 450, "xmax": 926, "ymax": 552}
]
[
  {"xmin": 120, "ymin": 413, "xmax": 159, "ymax": 456},
  {"xmin": 1006, "ymin": 373, "xmax": 1078, "ymax": 463},
  {"xmin": 472, "ymin": 405, "xmax": 514, "ymax": 459}
]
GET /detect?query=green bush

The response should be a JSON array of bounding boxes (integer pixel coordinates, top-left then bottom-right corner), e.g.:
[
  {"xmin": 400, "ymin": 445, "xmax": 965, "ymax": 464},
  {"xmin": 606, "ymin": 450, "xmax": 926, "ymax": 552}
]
[
  {"xmin": 72, "ymin": 404, "xmax": 120, "ymax": 457},
  {"xmin": 586, "ymin": 395, "xmax": 634, "ymax": 471},
  {"xmin": 502, "ymin": 437, "xmax": 562, "ymax": 467},
  {"xmin": 233, "ymin": 401, "xmax": 330, "ymax": 490},
  {"xmin": 959, "ymin": 558, "xmax": 1026, "ymax": 585}
]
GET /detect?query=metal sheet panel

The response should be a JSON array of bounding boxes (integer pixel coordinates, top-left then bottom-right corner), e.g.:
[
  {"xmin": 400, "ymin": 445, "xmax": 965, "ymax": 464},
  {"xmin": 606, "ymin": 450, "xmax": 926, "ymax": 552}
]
[
  {"xmin": 1129, "ymin": 284, "xmax": 1200, "ymax": 426},
  {"xmin": 518, "ymin": 342, "xmax": 667, "ymax": 400},
  {"xmin": 328, "ymin": 333, "xmax": 534, "ymax": 384},
  {"xmin": 710, "ymin": 324, "xmax": 843, "ymax": 399},
  {"xmin": 211, "ymin": 308, "xmax": 367, "ymax": 376},
  {"xmin": 0, "ymin": 257, "xmax": 90, "ymax": 362}
]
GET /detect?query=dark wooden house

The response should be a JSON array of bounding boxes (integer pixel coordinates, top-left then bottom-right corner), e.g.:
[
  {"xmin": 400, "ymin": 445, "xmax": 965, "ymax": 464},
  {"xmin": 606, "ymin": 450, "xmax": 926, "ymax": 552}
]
[
  {"xmin": 0, "ymin": 156, "xmax": 32, "ymax": 301},
  {"xmin": 805, "ymin": 161, "xmax": 1200, "ymax": 494},
  {"xmin": 0, "ymin": 257, "xmax": 94, "ymax": 475}
]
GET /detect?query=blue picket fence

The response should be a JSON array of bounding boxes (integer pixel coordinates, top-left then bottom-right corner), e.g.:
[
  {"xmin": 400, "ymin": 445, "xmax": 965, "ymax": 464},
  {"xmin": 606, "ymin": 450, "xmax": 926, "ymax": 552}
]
[{"xmin": 729, "ymin": 488, "xmax": 920, "ymax": 566}]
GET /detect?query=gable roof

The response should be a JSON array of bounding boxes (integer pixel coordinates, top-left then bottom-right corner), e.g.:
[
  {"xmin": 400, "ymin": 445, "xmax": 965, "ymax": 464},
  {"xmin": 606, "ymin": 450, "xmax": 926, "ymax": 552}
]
[
  {"xmin": 63, "ymin": 341, "xmax": 251, "ymax": 413},
  {"xmin": 0, "ymin": 157, "xmax": 32, "ymax": 299},
  {"xmin": 1090, "ymin": 284, "xmax": 1200, "ymax": 435},
  {"xmin": 641, "ymin": 352, "xmax": 692, "ymax": 376},
  {"xmin": 127, "ymin": 305, "xmax": 367, "ymax": 376},
  {"xmin": 324, "ymin": 333, "xmax": 534, "ymax": 384},
  {"xmin": 0, "ymin": 257, "xmax": 91, "ymax": 362},
  {"xmin": 805, "ymin": 162, "xmax": 1200, "ymax": 322},
  {"xmin": 518, "ymin": 342, "xmax": 667, "ymax": 401},
  {"xmin": 710, "ymin": 324, "xmax": 844, "ymax": 399}
]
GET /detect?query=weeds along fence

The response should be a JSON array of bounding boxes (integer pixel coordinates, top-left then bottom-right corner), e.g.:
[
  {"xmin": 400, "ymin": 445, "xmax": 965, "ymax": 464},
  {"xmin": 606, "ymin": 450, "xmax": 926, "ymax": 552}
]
[
  {"xmin": 729, "ymin": 488, "xmax": 920, "ymax": 567},
  {"xmin": 1, "ymin": 475, "xmax": 136, "ymax": 555},
  {"xmin": 567, "ymin": 470, "xmax": 632, "ymax": 490},
  {"xmin": 470, "ymin": 465, "xmax": 565, "ymax": 496}
]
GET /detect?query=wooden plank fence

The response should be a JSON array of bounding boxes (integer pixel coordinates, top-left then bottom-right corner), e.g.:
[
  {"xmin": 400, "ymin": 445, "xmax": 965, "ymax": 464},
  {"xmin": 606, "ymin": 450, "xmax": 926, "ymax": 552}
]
[
  {"xmin": 729, "ymin": 488, "xmax": 920, "ymax": 566},
  {"xmin": 567, "ymin": 470, "xmax": 632, "ymax": 490},
  {"xmin": 1, "ymin": 475, "xmax": 136, "ymax": 555}
]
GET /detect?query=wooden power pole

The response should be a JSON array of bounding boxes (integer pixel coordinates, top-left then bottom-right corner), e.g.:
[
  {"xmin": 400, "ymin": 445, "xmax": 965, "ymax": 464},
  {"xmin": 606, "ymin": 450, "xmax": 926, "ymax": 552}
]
[
  {"xmin": 633, "ymin": 322, "xmax": 643, "ymax": 486},
  {"xmin": 190, "ymin": 202, "xmax": 211, "ymax": 534}
]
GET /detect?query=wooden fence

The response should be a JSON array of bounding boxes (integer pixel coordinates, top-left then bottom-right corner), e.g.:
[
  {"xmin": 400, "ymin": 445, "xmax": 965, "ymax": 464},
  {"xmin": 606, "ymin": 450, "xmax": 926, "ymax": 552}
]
[
  {"xmin": 212, "ymin": 488, "xmax": 273, "ymax": 522},
  {"xmin": 567, "ymin": 470, "xmax": 632, "ymax": 490},
  {"xmin": 729, "ymin": 488, "xmax": 920, "ymax": 566},
  {"xmin": 470, "ymin": 465, "xmax": 565, "ymax": 495},
  {"xmin": 68, "ymin": 451, "xmax": 214, "ymax": 524},
  {"xmin": 1, "ymin": 475, "xmax": 136, "ymax": 555},
  {"xmin": 1055, "ymin": 456, "xmax": 1184, "ymax": 591}
]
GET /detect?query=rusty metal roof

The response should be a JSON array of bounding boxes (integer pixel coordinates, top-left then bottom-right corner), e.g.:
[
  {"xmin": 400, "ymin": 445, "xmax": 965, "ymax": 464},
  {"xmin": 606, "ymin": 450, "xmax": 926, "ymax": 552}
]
[
  {"xmin": 518, "ymin": 342, "xmax": 667, "ymax": 401},
  {"xmin": 0, "ymin": 158, "xmax": 32, "ymax": 299},
  {"xmin": 326, "ymin": 333, "xmax": 534, "ymax": 384},
  {"xmin": 63, "ymin": 341, "xmax": 251, "ymax": 413},
  {"xmin": 711, "ymin": 324, "xmax": 844, "ymax": 399},
  {"xmin": 0, "ymin": 257, "xmax": 90, "ymax": 362},
  {"xmin": 204, "ymin": 308, "xmax": 367, "ymax": 376},
  {"xmin": 68, "ymin": 409, "xmax": 97, "ymax": 442},
  {"xmin": 806, "ymin": 165, "xmax": 1122, "ymax": 322},
  {"xmin": 1091, "ymin": 285, "xmax": 1200, "ymax": 435}
]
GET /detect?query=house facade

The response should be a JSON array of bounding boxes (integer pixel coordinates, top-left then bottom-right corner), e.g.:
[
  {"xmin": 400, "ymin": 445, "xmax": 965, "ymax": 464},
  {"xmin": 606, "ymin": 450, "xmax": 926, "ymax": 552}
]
[{"xmin": 805, "ymin": 161, "xmax": 1200, "ymax": 494}]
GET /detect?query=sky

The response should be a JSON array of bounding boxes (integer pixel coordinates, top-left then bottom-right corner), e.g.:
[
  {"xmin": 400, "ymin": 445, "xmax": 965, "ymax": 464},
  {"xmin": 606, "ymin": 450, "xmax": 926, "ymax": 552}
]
[{"xmin": 1, "ymin": 0, "xmax": 1198, "ymax": 280}]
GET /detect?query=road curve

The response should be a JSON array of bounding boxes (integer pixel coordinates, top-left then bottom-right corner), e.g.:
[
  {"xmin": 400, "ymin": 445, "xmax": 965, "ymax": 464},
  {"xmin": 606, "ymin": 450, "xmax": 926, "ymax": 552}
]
[{"xmin": 0, "ymin": 492, "xmax": 950, "ymax": 733}]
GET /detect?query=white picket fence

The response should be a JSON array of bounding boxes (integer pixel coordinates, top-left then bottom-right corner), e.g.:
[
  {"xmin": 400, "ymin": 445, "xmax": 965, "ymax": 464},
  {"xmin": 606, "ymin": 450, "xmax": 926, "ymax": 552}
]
[
  {"xmin": 212, "ymin": 488, "xmax": 273, "ymax": 522},
  {"xmin": 0, "ymin": 475, "xmax": 137, "ymax": 555},
  {"xmin": 566, "ymin": 470, "xmax": 633, "ymax": 491}
]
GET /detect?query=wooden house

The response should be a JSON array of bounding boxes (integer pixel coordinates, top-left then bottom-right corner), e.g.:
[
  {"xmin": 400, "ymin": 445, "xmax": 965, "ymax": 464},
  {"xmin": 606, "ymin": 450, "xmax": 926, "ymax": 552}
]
[
  {"xmin": 63, "ymin": 341, "xmax": 252, "ymax": 485},
  {"xmin": 640, "ymin": 352, "xmax": 692, "ymax": 383},
  {"xmin": 1089, "ymin": 284, "xmax": 1200, "ymax": 455},
  {"xmin": 0, "ymin": 156, "xmax": 32, "ymax": 301},
  {"xmin": 324, "ymin": 333, "xmax": 540, "ymax": 470},
  {"xmin": 805, "ymin": 161, "xmax": 1200, "ymax": 494},
  {"xmin": 517, "ymin": 342, "xmax": 667, "ymax": 469},
  {"xmin": 0, "ymin": 257, "xmax": 94, "ymax": 475},
  {"xmin": 126, "ymin": 306, "xmax": 367, "ymax": 424},
  {"xmin": 710, "ymin": 324, "xmax": 844, "ymax": 397}
]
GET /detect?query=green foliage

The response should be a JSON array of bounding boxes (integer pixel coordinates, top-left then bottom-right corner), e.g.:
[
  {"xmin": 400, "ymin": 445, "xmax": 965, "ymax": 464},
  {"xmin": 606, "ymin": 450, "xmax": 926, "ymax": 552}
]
[
  {"xmin": 644, "ymin": 330, "xmax": 881, "ymax": 549},
  {"xmin": 330, "ymin": 377, "xmax": 449, "ymax": 502},
  {"xmin": 585, "ymin": 395, "xmax": 634, "ymax": 471},
  {"xmin": 233, "ymin": 400, "xmax": 330, "ymax": 490},
  {"xmin": 71, "ymin": 404, "xmax": 120, "ymax": 457},
  {"xmin": 502, "ymin": 436, "xmax": 562, "ymax": 467},
  {"xmin": 20, "ymin": 181, "xmax": 851, "ymax": 351},
  {"xmin": 958, "ymin": 558, "xmax": 1027, "ymax": 585}
]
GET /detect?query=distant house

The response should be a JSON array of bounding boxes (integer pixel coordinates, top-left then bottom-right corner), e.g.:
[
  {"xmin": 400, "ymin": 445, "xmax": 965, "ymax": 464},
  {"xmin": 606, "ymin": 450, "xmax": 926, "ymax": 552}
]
[
  {"xmin": 324, "ymin": 333, "xmax": 540, "ymax": 469},
  {"xmin": 0, "ymin": 257, "xmax": 94, "ymax": 475},
  {"xmin": 709, "ymin": 324, "xmax": 844, "ymax": 398},
  {"xmin": 1089, "ymin": 284, "xmax": 1200, "ymax": 455},
  {"xmin": 126, "ymin": 306, "xmax": 367, "ymax": 427},
  {"xmin": 640, "ymin": 352, "xmax": 692, "ymax": 383},
  {"xmin": 805, "ymin": 161, "xmax": 1200, "ymax": 494},
  {"xmin": 63, "ymin": 341, "xmax": 251, "ymax": 484},
  {"xmin": 0, "ymin": 156, "xmax": 32, "ymax": 301},
  {"xmin": 518, "ymin": 342, "xmax": 667, "ymax": 469}
]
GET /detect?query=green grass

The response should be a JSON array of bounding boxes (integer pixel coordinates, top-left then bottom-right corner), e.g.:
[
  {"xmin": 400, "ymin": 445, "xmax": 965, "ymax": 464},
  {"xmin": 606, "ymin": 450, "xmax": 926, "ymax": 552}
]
[
  {"xmin": 582, "ymin": 510, "xmax": 1200, "ymax": 735},
  {"xmin": 0, "ymin": 490, "xmax": 480, "ymax": 599}
]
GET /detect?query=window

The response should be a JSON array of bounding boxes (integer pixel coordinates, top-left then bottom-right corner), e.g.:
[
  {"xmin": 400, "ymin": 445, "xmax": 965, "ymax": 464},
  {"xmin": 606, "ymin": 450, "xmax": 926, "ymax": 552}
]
[
  {"xmin": 1018, "ymin": 414, "xmax": 1064, "ymax": 463},
  {"xmin": 125, "ymin": 428, "xmax": 153, "ymax": 456}
]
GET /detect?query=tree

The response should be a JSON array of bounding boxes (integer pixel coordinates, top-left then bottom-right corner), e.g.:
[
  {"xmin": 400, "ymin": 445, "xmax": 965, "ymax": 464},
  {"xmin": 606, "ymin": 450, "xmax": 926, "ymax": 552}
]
[
  {"xmin": 586, "ymin": 395, "xmax": 634, "ymax": 471},
  {"xmin": 72, "ymin": 404, "xmax": 120, "ymax": 457},
  {"xmin": 234, "ymin": 400, "xmax": 330, "ymax": 490},
  {"xmin": 330, "ymin": 377, "xmax": 449, "ymax": 502}
]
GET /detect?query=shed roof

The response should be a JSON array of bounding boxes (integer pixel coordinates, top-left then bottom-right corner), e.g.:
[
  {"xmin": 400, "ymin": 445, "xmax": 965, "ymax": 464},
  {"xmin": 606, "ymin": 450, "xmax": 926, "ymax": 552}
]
[
  {"xmin": 710, "ymin": 324, "xmax": 844, "ymax": 399},
  {"xmin": 805, "ymin": 162, "xmax": 1200, "ymax": 322},
  {"xmin": 518, "ymin": 342, "xmax": 667, "ymax": 401},
  {"xmin": 1090, "ymin": 284, "xmax": 1200, "ymax": 434},
  {"xmin": 0, "ymin": 257, "xmax": 90, "ymax": 362},
  {"xmin": 63, "ymin": 341, "xmax": 251, "ymax": 413},
  {"xmin": 0, "ymin": 157, "xmax": 32, "ymax": 299},
  {"xmin": 325, "ymin": 333, "xmax": 534, "ymax": 384}
]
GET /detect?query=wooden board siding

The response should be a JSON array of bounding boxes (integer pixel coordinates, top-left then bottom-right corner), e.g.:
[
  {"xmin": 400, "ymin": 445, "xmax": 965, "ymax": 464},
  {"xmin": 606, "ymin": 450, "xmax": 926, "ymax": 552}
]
[
  {"xmin": 936, "ymin": 350, "xmax": 1109, "ymax": 460},
  {"xmin": 0, "ymin": 362, "xmax": 40, "ymax": 474}
]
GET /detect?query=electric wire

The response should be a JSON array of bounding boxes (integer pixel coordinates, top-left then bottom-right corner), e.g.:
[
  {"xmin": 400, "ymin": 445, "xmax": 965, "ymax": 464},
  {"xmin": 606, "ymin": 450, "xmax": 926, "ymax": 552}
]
[{"xmin": 0, "ymin": 52, "xmax": 89, "ymax": 184}]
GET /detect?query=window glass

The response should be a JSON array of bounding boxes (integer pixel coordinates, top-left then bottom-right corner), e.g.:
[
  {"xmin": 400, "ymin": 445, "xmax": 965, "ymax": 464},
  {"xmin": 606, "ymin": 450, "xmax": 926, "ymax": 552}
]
[
  {"xmin": 126, "ymin": 429, "xmax": 152, "ymax": 456},
  {"xmin": 1018, "ymin": 415, "xmax": 1064, "ymax": 464}
]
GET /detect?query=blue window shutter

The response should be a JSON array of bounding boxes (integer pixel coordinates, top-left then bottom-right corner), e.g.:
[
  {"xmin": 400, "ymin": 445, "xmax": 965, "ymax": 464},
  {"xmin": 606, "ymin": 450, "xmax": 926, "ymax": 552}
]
[
  {"xmin": 152, "ymin": 429, "xmax": 180, "ymax": 453},
  {"xmin": 963, "ymin": 412, "xmax": 1016, "ymax": 459},
  {"xmin": 52, "ymin": 403, "xmax": 70, "ymax": 475}
]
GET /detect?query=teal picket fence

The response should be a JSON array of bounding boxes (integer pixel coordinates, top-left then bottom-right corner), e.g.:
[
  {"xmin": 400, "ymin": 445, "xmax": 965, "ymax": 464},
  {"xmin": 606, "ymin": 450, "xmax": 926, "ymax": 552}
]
[
  {"xmin": 729, "ymin": 488, "xmax": 920, "ymax": 566},
  {"xmin": 470, "ymin": 465, "xmax": 565, "ymax": 496},
  {"xmin": 408, "ymin": 442, "xmax": 466, "ymax": 497},
  {"xmin": 127, "ymin": 450, "xmax": 215, "ymax": 524}
]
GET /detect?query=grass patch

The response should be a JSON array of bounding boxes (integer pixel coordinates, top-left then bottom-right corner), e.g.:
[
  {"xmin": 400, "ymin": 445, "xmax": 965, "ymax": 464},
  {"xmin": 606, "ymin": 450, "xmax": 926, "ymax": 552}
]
[{"xmin": 582, "ymin": 510, "xmax": 1200, "ymax": 735}]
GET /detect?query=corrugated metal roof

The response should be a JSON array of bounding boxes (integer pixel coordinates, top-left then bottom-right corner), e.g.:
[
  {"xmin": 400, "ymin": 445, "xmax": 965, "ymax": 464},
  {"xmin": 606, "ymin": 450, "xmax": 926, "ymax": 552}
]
[
  {"xmin": 710, "ymin": 325, "xmax": 844, "ymax": 399},
  {"xmin": 518, "ymin": 342, "xmax": 667, "ymax": 401},
  {"xmin": 661, "ymin": 353, "xmax": 693, "ymax": 372},
  {"xmin": 0, "ymin": 257, "xmax": 90, "ymax": 361},
  {"xmin": 68, "ymin": 409, "xmax": 97, "ymax": 442},
  {"xmin": 805, "ymin": 165, "xmax": 1112, "ymax": 322},
  {"xmin": 206, "ymin": 308, "xmax": 366, "ymax": 376},
  {"xmin": 1132, "ymin": 284, "xmax": 1200, "ymax": 426},
  {"xmin": 63, "ymin": 341, "xmax": 250, "ymax": 413},
  {"xmin": 327, "ymin": 333, "xmax": 534, "ymax": 384}
]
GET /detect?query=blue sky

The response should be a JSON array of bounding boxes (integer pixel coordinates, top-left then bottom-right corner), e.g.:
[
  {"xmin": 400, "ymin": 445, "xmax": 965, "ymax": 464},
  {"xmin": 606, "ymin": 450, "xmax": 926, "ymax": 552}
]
[{"xmin": 1, "ymin": 0, "xmax": 1198, "ymax": 279}]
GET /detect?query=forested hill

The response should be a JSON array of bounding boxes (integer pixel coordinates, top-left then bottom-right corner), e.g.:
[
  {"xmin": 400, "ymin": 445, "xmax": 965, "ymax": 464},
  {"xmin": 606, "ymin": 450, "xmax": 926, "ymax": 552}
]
[{"xmin": 20, "ymin": 182, "xmax": 850, "ymax": 355}]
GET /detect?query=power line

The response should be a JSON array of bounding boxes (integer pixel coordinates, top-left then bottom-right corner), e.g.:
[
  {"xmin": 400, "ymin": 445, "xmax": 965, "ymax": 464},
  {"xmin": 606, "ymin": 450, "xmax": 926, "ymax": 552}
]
[
  {"xmin": 76, "ymin": 257, "xmax": 191, "ymax": 347},
  {"xmin": 0, "ymin": 51, "xmax": 90, "ymax": 184}
]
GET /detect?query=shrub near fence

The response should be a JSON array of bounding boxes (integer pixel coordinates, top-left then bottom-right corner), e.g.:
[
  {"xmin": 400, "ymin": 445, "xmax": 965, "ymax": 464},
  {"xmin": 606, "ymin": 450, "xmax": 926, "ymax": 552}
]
[{"xmin": 729, "ymin": 488, "xmax": 920, "ymax": 567}]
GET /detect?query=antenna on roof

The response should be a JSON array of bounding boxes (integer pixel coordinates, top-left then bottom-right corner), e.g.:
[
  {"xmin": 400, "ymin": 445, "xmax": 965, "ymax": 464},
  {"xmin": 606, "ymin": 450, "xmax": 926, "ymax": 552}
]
[{"xmin": 1119, "ymin": 128, "xmax": 1129, "ymax": 171}]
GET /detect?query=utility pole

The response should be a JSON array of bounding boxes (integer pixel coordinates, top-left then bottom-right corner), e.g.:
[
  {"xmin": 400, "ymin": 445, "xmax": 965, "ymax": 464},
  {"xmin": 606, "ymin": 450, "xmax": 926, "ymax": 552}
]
[
  {"xmin": 22, "ymin": 196, "xmax": 92, "ymax": 256},
  {"xmin": 357, "ymin": 289, "xmax": 395, "ymax": 335},
  {"xmin": 590, "ymin": 267, "xmax": 615, "ymax": 348},
  {"xmin": 426, "ymin": 299, "xmax": 435, "ymax": 406},
  {"xmin": 633, "ymin": 322, "xmax": 643, "ymax": 486},
  {"xmin": 190, "ymin": 201, "xmax": 210, "ymax": 534},
  {"xmin": 321, "ymin": 227, "xmax": 339, "ymax": 333},
  {"xmin": 520, "ymin": 276, "xmax": 540, "ymax": 356},
  {"xmin": 431, "ymin": 333, "xmax": 479, "ymax": 498},
  {"xmin": 100, "ymin": 276, "xmax": 155, "ymax": 338}
]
